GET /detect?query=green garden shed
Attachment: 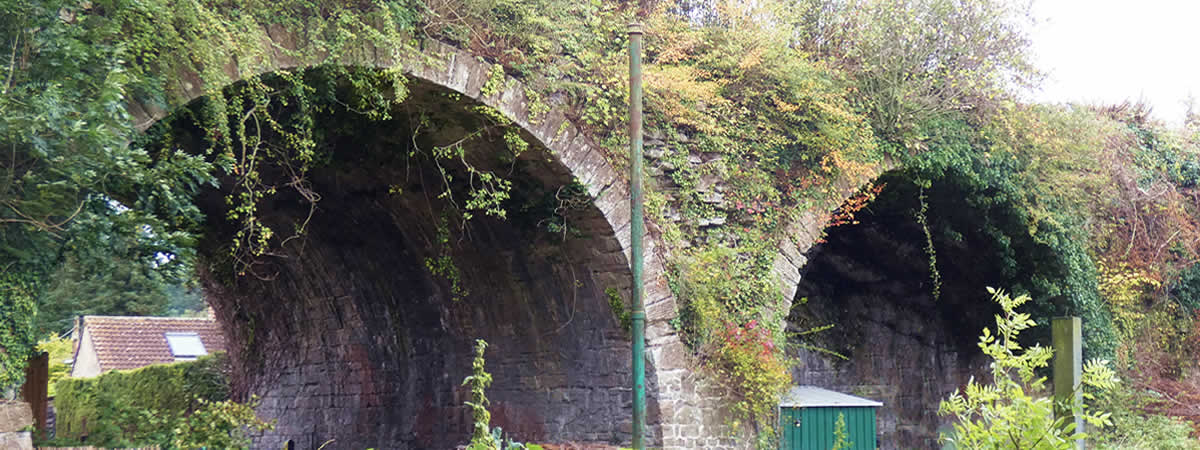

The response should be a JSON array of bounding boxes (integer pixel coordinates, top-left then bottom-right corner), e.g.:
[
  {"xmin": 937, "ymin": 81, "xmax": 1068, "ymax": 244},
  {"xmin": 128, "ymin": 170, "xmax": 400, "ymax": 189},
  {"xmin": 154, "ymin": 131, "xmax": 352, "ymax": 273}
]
[{"xmin": 779, "ymin": 386, "xmax": 882, "ymax": 450}]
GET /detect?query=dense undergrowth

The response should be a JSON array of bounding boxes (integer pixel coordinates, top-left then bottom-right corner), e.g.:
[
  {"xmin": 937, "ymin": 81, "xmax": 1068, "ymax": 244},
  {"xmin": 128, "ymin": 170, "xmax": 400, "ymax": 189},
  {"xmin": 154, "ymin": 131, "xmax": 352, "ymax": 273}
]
[
  {"xmin": 4, "ymin": 0, "xmax": 1200, "ymax": 445},
  {"xmin": 49, "ymin": 353, "xmax": 273, "ymax": 448}
]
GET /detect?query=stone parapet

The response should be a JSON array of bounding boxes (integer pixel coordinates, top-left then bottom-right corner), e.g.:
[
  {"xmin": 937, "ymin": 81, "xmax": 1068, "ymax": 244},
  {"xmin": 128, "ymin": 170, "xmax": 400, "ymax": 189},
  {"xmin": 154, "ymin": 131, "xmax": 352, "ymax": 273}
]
[
  {"xmin": 0, "ymin": 431, "xmax": 32, "ymax": 450},
  {"xmin": 0, "ymin": 401, "xmax": 32, "ymax": 432}
]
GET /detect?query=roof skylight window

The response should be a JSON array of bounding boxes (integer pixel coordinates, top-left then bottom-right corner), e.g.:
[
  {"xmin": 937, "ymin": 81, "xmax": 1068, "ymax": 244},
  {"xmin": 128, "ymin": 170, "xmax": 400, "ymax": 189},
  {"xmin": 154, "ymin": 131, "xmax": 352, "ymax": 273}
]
[{"xmin": 165, "ymin": 332, "xmax": 207, "ymax": 359}]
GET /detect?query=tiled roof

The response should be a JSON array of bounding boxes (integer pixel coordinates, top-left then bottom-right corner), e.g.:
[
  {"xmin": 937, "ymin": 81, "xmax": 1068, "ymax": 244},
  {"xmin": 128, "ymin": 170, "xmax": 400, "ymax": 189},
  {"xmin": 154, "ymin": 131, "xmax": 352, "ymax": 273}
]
[{"xmin": 80, "ymin": 316, "xmax": 226, "ymax": 371}]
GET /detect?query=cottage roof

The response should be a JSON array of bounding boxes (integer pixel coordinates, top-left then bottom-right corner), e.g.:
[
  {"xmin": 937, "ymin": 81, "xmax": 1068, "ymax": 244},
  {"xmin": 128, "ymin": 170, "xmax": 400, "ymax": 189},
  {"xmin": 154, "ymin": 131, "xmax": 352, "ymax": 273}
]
[
  {"xmin": 780, "ymin": 386, "xmax": 883, "ymax": 408},
  {"xmin": 77, "ymin": 316, "xmax": 226, "ymax": 371}
]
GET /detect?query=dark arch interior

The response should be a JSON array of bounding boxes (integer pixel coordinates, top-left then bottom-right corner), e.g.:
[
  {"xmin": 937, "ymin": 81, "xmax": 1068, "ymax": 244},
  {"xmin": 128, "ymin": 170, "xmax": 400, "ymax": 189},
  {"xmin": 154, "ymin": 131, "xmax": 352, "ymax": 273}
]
[
  {"xmin": 787, "ymin": 170, "xmax": 1043, "ymax": 448},
  {"xmin": 151, "ymin": 69, "xmax": 642, "ymax": 448}
]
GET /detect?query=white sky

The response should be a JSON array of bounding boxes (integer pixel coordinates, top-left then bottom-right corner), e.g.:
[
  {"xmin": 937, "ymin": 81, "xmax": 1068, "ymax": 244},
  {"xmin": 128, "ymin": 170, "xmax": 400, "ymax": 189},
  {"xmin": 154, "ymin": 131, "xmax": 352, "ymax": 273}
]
[{"xmin": 1028, "ymin": 0, "xmax": 1200, "ymax": 124}]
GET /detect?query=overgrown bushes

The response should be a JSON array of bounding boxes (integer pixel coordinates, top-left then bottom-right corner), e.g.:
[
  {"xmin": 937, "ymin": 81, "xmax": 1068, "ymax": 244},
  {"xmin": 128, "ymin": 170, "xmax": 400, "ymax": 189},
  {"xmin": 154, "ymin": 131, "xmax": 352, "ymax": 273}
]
[
  {"xmin": 939, "ymin": 288, "xmax": 1118, "ymax": 448},
  {"xmin": 1170, "ymin": 264, "xmax": 1200, "ymax": 313},
  {"xmin": 52, "ymin": 353, "xmax": 271, "ymax": 447},
  {"xmin": 670, "ymin": 245, "xmax": 791, "ymax": 434},
  {"xmin": 1092, "ymin": 381, "xmax": 1200, "ymax": 449}
]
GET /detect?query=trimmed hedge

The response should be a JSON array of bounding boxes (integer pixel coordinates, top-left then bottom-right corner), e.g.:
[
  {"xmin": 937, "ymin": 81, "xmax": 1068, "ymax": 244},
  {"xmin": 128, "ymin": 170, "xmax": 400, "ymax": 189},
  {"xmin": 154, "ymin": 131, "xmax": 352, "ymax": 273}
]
[{"xmin": 54, "ymin": 353, "xmax": 228, "ymax": 446}]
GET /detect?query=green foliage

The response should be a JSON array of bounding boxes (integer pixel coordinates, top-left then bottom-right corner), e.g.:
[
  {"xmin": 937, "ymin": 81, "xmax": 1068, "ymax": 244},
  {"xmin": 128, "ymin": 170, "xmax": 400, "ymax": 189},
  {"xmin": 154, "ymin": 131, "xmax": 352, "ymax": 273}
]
[
  {"xmin": 170, "ymin": 396, "xmax": 275, "ymax": 449},
  {"xmin": 33, "ymin": 190, "xmax": 209, "ymax": 334},
  {"xmin": 433, "ymin": 139, "xmax": 513, "ymax": 221},
  {"xmin": 481, "ymin": 64, "xmax": 507, "ymax": 98},
  {"xmin": 464, "ymin": 339, "xmax": 498, "ymax": 450},
  {"xmin": 669, "ymin": 243, "xmax": 790, "ymax": 434},
  {"xmin": 0, "ymin": 0, "xmax": 255, "ymax": 365},
  {"xmin": 1169, "ymin": 263, "xmax": 1200, "ymax": 313},
  {"xmin": 605, "ymin": 287, "xmax": 632, "ymax": 333},
  {"xmin": 1, "ymin": 0, "xmax": 424, "ymax": 353},
  {"xmin": 461, "ymin": 339, "xmax": 530, "ymax": 450},
  {"xmin": 38, "ymin": 256, "xmax": 169, "ymax": 334},
  {"xmin": 487, "ymin": 427, "xmax": 530, "ymax": 450},
  {"xmin": 1091, "ymin": 382, "xmax": 1200, "ymax": 449},
  {"xmin": 45, "ymin": 394, "xmax": 272, "ymax": 448},
  {"xmin": 889, "ymin": 110, "xmax": 1118, "ymax": 359},
  {"xmin": 211, "ymin": 67, "xmax": 411, "ymax": 276},
  {"xmin": 515, "ymin": 178, "xmax": 591, "ymax": 239},
  {"xmin": 1097, "ymin": 260, "xmax": 1160, "ymax": 344},
  {"xmin": 784, "ymin": 0, "xmax": 1040, "ymax": 144},
  {"xmin": 708, "ymin": 320, "xmax": 791, "ymax": 434},
  {"xmin": 0, "ymin": 272, "xmax": 36, "ymax": 389},
  {"xmin": 915, "ymin": 185, "xmax": 941, "ymax": 300},
  {"xmin": 3, "ymin": 1, "xmax": 1179, "ymax": 445},
  {"xmin": 165, "ymin": 285, "xmax": 207, "ymax": 317},
  {"xmin": 672, "ymin": 244, "xmax": 783, "ymax": 348},
  {"xmin": 831, "ymin": 412, "xmax": 852, "ymax": 450},
  {"xmin": 938, "ymin": 288, "xmax": 1119, "ymax": 449},
  {"xmin": 35, "ymin": 333, "xmax": 72, "ymax": 397},
  {"xmin": 53, "ymin": 353, "xmax": 235, "ymax": 446},
  {"xmin": 1119, "ymin": 108, "xmax": 1200, "ymax": 189},
  {"xmin": 426, "ymin": 215, "xmax": 468, "ymax": 301},
  {"xmin": 424, "ymin": 0, "xmax": 631, "ymax": 149}
]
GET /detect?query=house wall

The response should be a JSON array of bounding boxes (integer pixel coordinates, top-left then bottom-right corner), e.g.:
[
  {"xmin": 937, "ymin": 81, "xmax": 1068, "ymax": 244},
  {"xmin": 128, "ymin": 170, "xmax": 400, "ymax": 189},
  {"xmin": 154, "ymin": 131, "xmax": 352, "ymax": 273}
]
[{"xmin": 70, "ymin": 328, "xmax": 101, "ymax": 378}]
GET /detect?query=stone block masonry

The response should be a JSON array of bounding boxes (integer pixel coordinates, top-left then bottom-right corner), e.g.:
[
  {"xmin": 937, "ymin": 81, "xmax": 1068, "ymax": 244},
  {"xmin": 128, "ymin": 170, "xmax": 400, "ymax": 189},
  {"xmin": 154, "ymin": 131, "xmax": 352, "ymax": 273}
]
[{"xmin": 0, "ymin": 401, "xmax": 33, "ymax": 450}]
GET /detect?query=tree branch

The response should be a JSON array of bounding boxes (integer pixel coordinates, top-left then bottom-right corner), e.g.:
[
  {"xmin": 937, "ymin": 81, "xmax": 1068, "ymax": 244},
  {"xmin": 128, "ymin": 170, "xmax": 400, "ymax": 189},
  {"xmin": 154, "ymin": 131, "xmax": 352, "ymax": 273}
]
[{"xmin": 2, "ymin": 32, "xmax": 19, "ymax": 96}]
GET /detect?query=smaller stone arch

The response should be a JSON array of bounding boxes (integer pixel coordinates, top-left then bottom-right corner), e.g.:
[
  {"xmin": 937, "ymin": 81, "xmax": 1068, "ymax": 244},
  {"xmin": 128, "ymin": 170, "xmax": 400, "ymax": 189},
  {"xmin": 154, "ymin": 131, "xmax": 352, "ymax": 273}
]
[{"xmin": 779, "ymin": 165, "xmax": 1111, "ymax": 448}]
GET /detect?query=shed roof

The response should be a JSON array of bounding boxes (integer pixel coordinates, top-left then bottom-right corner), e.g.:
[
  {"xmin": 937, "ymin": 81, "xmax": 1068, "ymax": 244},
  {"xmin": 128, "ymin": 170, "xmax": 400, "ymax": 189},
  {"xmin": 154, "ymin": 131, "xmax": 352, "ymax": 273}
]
[
  {"xmin": 780, "ymin": 386, "xmax": 883, "ymax": 408},
  {"xmin": 76, "ymin": 316, "xmax": 226, "ymax": 372}
]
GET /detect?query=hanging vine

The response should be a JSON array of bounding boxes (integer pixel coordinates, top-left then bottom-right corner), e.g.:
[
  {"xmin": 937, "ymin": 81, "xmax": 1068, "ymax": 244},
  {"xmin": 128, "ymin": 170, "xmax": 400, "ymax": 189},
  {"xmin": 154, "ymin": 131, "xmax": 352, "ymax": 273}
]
[
  {"xmin": 206, "ymin": 67, "xmax": 411, "ymax": 278},
  {"xmin": 405, "ymin": 98, "xmax": 535, "ymax": 294},
  {"xmin": 916, "ymin": 184, "xmax": 942, "ymax": 301},
  {"xmin": 88, "ymin": 0, "xmax": 424, "ymax": 279},
  {"xmin": 425, "ymin": 214, "xmax": 468, "ymax": 301}
]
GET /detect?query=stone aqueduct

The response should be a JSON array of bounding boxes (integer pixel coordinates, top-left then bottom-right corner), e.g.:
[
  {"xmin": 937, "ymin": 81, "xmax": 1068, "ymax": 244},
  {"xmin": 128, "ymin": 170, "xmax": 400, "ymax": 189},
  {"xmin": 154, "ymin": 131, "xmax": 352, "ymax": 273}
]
[{"xmin": 127, "ymin": 26, "xmax": 959, "ymax": 448}]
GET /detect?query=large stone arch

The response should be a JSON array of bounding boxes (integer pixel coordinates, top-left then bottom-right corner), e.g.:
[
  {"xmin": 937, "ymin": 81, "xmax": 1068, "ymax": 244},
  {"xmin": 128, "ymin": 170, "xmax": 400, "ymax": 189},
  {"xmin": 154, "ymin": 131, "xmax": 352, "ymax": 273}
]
[{"xmin": 123, "ymin": 32, "xmax": 727, "ymax": 448}]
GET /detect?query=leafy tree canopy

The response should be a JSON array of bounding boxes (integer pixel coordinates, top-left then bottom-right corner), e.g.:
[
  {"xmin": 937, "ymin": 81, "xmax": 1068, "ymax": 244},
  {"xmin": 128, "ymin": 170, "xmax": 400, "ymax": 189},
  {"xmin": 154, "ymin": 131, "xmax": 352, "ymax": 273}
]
[{"xmin": 0, "ymin": 0, "xmax": 214, "ymax": 386}]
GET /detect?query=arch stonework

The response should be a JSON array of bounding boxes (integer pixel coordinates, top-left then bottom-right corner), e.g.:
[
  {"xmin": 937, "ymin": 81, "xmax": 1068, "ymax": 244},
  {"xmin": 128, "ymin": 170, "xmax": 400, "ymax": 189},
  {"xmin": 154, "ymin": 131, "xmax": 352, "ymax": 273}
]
[
  {"xmin": 771, "ymin": 168, "xmax": 888, "ymax": 310},
  {"xmin": 127, "ymin": 31, "xmax": 741, "ymax": 449}
]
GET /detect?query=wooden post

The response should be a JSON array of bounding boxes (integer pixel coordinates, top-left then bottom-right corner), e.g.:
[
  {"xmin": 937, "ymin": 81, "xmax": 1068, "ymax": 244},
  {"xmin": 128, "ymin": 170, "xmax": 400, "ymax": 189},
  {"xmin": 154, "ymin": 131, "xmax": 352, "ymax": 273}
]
[
  {"xmin": 21, "ymin": 351, "xmax": 49, "ymax": 439},
  {"xmin": 1052, "ymin": 317, "xmax": 1083, "ymax": 450}
]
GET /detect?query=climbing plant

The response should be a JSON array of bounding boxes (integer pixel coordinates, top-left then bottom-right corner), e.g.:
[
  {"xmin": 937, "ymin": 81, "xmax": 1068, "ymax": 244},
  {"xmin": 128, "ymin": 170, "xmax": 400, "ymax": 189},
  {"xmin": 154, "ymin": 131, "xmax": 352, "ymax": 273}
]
[
  {"xmin": 669, "ymin": 244, "xmax": 792, "ymax": 434},
  {"xmin": 0, "ymin": 272, "xmax": 36, "ymax": 388},
  {"xmin": 461, "ymin": 339, "xmax": 530, "ymax": 450},
  {"xmin": 1096, "ymin": 259, "xmax": 1159, "ymax": 344}
]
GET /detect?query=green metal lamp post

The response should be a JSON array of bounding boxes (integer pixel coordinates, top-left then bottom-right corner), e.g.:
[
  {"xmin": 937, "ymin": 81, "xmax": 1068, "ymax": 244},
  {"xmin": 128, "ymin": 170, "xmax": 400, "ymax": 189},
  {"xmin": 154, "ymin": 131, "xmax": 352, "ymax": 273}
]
[{"xmin": 628, "ymin": 22, "xmax": 647, "ymax": 450}]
